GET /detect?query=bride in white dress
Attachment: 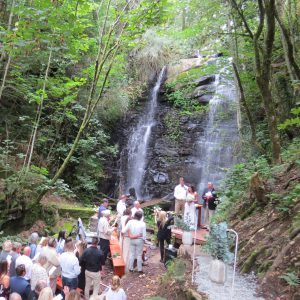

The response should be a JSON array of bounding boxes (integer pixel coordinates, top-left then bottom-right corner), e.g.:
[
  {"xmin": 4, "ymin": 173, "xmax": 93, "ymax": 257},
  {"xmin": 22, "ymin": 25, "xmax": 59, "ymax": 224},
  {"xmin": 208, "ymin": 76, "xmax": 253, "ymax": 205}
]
[{"xmin": 184, "ymin": 185, "xmax": 199, "ymax": 229}]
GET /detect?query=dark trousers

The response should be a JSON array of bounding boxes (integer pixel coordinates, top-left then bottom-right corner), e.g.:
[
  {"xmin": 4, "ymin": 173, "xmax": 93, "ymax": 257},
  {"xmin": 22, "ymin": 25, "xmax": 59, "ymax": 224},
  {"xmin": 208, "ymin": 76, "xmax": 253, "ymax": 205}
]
[
  {"xmin": 62, "ymin": 276, "xmax": 78, "ymax": 290},
  {"xmin": 158, "ymin": 238, "xmax": 171, "ymax": 261},
  {"xmin": 99, "ymin": 238, "xmax": 110, "ymax": 261}
]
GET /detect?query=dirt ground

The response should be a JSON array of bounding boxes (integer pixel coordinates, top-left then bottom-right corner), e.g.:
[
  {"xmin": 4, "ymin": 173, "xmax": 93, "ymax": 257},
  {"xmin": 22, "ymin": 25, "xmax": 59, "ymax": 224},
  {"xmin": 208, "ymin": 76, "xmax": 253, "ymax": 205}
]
[{"xmin": 102, "ymin": 245, "xmax": 166, "ymax": 300}]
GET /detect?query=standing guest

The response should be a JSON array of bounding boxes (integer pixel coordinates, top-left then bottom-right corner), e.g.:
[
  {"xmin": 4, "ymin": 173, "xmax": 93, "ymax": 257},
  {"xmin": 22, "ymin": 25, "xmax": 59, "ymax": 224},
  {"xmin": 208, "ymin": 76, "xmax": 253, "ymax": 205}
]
[
  {"xmin": 16, "ymin": 246, "xmax": 33, "ymax": 281},
  {"xmin": 116, "ymin": 195, "xmax": 127, "ymax": 218},
  {"xmin": 98, "ymin": 198, "xmax": 109, "ymax": 219},
  {"xmin": 0, "ymin": 241, "xmax": 12, "ymax": 265},
  {"xmin": 184, "ymin": 185, "xmax": 199, "ymax": 229},
  {"xmin": 30, "ymin": 255, "xmax": 49, "ymax": 291},
  {"xmin": 0, "ymin": 260, "xmax": 10, "ymax": 299},
  {"xmin": 28, "ymin": 280, "xmax": 47, "ymax": 300},
  {"xmin": 122, "ymin": 211, "xmax": 146, "ymax": 273},
  {"xmin": 80, "ymin": 237, "xmax": 104, "ymax": 299},
  {"xmin": 65, "ymin": 290, "xmax": 81, "ymax": 300},
  {"xmin": 9, "ymin": 242, "xmax": 22, "ymax": 277},
  {"xmin": 42, "ymin": 238, "xmax": 60, "ymax": 294},
  {"xmin": 56, "ymin": 230, "xmax": 66, "ymax": 254},
  {"xmin": 9, "ymin": 293, "xmax": 22, "ymax": 300},
  {"xmin": 59, "ymin": 238, "xmax": 81, "ymax": 291},
  {"xmin": 35, "ymin": 237, "xmax": 49, "ymax": 259},
  {"xmin": 10, "ymin": 264, "xmax": 31, "ymax": 300},
  {"xmin": 98, "ymin": 210, "xmax": 116, "ymax": 262},
  {"xmin": 37, "ymin": 287, "xmax": 53, "ymax": 300},
  {"xmin": 174, "ymin": 177, "xmax": 188, "ymax": 215},
  {"xmin": 105, "ymin": 275, "xmax": 127, "ymax": 300},
  {"xmin": 131, "ymin": 201, "xmax": 144, "ymax": 220},
  {"xmin": 119, "ymin": 209, "xmax": 131, "ymax": 269},
  {"xmin": 28, "ymin": 233, "xmax": 39, "ymax": 259},
  {"xmin": 202, "ymin": 182, "xmax": 218, "ymax": 228},
  {"xmin": 74, "ymin": 240, "xmax": 86, "ymax": 291},
  {"xmin": 157, "ymin": 211, "xmax": 174, "ymax": 263}
]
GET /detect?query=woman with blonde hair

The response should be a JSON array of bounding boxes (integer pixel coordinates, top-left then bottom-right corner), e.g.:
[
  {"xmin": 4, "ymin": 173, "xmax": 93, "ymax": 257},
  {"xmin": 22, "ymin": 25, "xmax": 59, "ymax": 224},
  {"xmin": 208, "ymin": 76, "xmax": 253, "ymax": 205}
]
[
  {"xmin": 157, "ymin": 211, "xmax": 173, "ymax": 263},
  {"xmin": 37, "ymin": 287, "xmax": 53, "ymax": 300},
  {"xmin": 105, "ymin": 275, "xmax": 127, "ymax": 300}
]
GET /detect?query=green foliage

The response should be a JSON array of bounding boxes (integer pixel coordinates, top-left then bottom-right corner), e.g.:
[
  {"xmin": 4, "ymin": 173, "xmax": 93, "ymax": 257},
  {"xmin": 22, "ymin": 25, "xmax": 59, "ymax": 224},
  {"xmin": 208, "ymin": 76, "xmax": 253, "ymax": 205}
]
[
  {"xmin": 143, "ymin": 207, "xmax": 156, "ymax": 228},
  {"xmin": 164, "ymin": 111, "xmax": 181, "ymax": 143},
  {"xmin": 163, "ymin": 258, "xmax": 187, "ymax": 283},
  {"xmin": 278, "ymin": 106, "xmax": 300, "ymax": 130},
  {"xmin": 174, "ymin": 215, "xmax": 194, "ymax": 231},
  {"xmin": 204, "ymin": 222, "xmax": 233, "ymax": 263},
  {"xmin": 0, "ymin": 235, "xmax": 26, "ymax": 247},
  {"xmin": 279, "ymin": 271, "xmax": 300, "ymax": 286}
]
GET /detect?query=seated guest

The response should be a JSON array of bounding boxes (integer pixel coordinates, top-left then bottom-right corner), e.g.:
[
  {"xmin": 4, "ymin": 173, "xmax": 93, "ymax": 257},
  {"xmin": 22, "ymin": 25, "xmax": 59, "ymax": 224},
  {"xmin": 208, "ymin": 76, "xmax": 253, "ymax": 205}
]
[
  {"xmin": 9, "ymin": 242, "xmax": 22, "ymax": 277},
  {"xmin": 16, "ymin": 246, "xmax": 33, "ymax": 281},
  {"xmin": 98, "ymin": 210, "xmax": 116, "ymax": 262},
  {"xmin": 105, "ymin": 275, "xmax": 127, "ymax": 300},
  {"xmin": 80, "ymin": 237, "xmax": 104, "ymax": 299},
  {"xmin": 157, "ymin": 211, "xmax": 173, "ymax": 263},
  {"xmin": 10, "ymin": 264, "xmax": 31, "ymax": 300},
  {"xmin": 122, "ymin": 211, "xmax": 146, "ymax": 273},
  {"xmin": 42, "ymin": 238, "xmax": 60, "ymax": 294},
  {"xmin": 119, "ymin": 208, "xmax": 132, "ymax": 270},
  {"xmin": 131, "ymin": 201, "xmax": 144, "ymax": 220},
  {"xmin": 30, "ymin": 255, "xmax": 49, "ymax": 291},
  {"xmin": 28, "ymin": 232, "xmax": 39, "ymax": 259},
  {"xmin": 28, "ymin": 280, "xmax": 47, "ymax": 300},
  {"xmin": 59, "ymin": 238, "xmax": 81, "ymax": 290},
  {"xmin": 98, "ymin": 198, "xmax": 109, "ymax": 218},
  {"xmin": 0, "ymin": 260, "xmax": 10, "ymax": 299}
]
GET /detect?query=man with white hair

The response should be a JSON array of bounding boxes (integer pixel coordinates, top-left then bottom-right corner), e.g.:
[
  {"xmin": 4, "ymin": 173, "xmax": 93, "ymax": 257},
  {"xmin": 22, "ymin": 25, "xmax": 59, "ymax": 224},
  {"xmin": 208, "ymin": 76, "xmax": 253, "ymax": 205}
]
[
  {"xmin": 9, "ymin": 293, "xmax": 22, "ymax": 300},
  {"xmin": 98, "ymin": 210, "xmax": 116, "ymax": 262},
  {"xmin": 28, "ymin": 232, "xmax": 39, "ymax": 259},
  {"xmin": 16, "ymin": 246, "xmax": 33, "ymax": 280},
  {"xmin": 131, "ymin": 201, "xmax": 144, "ymax": 221}
]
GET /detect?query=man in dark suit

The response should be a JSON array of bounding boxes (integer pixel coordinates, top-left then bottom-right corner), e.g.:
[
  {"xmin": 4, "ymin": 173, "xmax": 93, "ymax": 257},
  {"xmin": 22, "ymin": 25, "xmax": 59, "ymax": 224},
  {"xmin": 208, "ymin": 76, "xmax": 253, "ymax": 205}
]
[
  {"xmin": 202, "ymin": 182, "xmax": 218, "ymax": 228},
  {"xmin": 10, "ymin": 264, "xmax": 31, "ymax": 300}
]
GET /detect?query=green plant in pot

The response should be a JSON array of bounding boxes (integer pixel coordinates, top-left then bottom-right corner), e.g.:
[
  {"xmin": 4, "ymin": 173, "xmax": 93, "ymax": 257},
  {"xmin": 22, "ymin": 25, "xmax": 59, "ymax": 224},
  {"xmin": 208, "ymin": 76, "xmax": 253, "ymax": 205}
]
[
  {"xmin": 204, "ymin": 222, "xmax": 233, "ymax": 284},
  {"xmin": 174, "ymin": 215, "xmax": 194, "ymax": 245}
]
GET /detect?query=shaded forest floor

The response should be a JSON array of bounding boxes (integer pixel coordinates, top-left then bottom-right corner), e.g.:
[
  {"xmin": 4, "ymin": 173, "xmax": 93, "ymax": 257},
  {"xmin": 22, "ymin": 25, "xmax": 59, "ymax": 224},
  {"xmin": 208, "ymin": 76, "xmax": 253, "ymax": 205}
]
[{"xmin": 230, "ymin": 163, "xmax": 300, "ymax": 300}]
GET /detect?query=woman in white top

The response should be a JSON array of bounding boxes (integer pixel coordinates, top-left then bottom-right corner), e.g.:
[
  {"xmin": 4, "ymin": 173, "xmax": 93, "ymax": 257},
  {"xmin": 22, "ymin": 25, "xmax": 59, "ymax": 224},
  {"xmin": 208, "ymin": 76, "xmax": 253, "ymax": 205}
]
[
  {"xmin": 105, "ymin": 275, "xmax": 127, "ymax": 300},
  {"xmin": 184, "ymin": 185, "xmax": 198, "ymax": 229},
  {"xmin": 119, "ymin": 208, "xmax": 132, "ymax": 270}
]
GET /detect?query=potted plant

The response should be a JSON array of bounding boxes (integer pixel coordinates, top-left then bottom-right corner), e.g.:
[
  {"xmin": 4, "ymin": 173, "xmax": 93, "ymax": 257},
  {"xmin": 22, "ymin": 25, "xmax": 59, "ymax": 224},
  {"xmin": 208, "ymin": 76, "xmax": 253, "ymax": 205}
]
[
  {"xmin": 204, "ymin": 222, "xmax": 233, "ymax": 284},
  {"xmin": 174, "ymin": 215, "xmax": 194, "ymax": 245}
]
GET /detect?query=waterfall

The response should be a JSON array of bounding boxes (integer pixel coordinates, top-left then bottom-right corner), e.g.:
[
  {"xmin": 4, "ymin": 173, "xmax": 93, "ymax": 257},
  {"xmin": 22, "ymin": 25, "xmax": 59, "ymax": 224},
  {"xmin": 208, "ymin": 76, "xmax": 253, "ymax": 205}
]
[
  {"xmin": 196, "ymin": 67, "xmax": 239, "ymax": 194},
  {"xmin": 125, "ymin": 67, "xmax": 166, "ymax": 199}
]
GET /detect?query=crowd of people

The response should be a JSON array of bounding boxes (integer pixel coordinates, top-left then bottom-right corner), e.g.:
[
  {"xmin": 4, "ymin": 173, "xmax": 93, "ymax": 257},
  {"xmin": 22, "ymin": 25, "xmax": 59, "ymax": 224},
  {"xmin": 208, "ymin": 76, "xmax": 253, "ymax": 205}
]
[
  {"xmin": 0, "ymin": 234, "xmax": 126, "ymax": 300},
  {"xmin": 0, "ymin": 177, "xmax": 217, "ymax": 300}
]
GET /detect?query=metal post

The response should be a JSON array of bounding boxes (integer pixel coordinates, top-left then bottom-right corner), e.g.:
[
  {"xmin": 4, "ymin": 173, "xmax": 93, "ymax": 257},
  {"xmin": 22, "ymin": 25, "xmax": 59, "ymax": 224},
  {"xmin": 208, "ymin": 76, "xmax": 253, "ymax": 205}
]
[
  {"xmin": 191, "ymin": 209, "xmax": 199, "ymax": 283},
  {"xmin": 227, "ymin": 229, "xmax": 239, "ymax": 300}
]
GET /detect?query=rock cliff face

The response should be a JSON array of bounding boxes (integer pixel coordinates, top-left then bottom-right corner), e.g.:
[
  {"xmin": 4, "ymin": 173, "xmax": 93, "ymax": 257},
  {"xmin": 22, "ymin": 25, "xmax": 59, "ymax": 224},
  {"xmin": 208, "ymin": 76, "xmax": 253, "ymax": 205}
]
[{"xmin": 112, "ymin": 58, "xmax": 219, "ymax": 199}]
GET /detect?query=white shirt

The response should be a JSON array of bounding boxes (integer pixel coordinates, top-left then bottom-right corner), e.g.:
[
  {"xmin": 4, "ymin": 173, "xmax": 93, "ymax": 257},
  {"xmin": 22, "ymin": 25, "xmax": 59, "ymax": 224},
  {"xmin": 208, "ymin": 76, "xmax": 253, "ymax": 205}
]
[
  {"xmin": 59, "ymin": 252, "xmax": 81, "ymax": 279},
  {"xmin": 30, "ymin": 263, "xmax": 49, "ymax": 290},
  {"xmin": 122, "ymin": 219, "xmax": 146, "ymax": 240},
  {"xmin": 105, "ymin": 287, "xmax": 127, "ymax": 300},
  {"xmin": 16, "ymin": 255, "xmax": 33, "ymax": 280},
  {"xmin": 131, "ymin": 207, "xmax": 144, "ymax": 220},
  {"xmin": 174, "ymin": 184, "xmax": 188, "ymax": 200},
  {"xmin": 98, "ymin": 216, "xmax": 114, "ymax": 240},
  {"xmin": 117, "ymin": 200, "xmax": 126, "ymax": 216}
]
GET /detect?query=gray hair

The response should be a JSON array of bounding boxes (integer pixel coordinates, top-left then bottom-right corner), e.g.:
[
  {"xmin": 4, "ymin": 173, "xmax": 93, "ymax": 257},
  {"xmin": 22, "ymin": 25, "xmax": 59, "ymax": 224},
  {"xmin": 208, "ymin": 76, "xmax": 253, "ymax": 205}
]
[
  {"xmin": 134, "ymin": 201, "xmax": 139, "ymax": 206},
  {"xmin": 38, "ymin": 254, "xmax": 47, "ymax": 264},
  {"xmin": 29, "ymin": 232, "xmax": 39, "ymax": 244},
  {"xmin": 9, "ymin": 293, "xmax": 22, "ymax": 300},
  {"xmin": 35, "ymin": 280, "xmax": 47, "ymax": 293}
]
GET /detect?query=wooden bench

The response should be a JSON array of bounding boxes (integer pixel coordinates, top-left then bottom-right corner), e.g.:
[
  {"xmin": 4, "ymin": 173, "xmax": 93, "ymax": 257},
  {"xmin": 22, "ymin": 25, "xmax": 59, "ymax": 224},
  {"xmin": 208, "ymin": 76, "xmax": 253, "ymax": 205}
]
[{"xmin": 109, "ymin": 236, "xmax": 125, "ymax": 277}]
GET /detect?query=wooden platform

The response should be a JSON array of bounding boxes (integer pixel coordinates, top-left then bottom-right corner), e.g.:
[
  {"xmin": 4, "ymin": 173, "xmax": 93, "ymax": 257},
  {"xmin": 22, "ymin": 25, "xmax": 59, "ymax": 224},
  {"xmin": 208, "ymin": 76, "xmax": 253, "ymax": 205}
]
[
  {"xmin": 110, "ymin": 235, "xmax": 126, "ymax": 278},
  {"xmin": 171, "ymin": 228, "xmax": 207, "ymax": 245}
]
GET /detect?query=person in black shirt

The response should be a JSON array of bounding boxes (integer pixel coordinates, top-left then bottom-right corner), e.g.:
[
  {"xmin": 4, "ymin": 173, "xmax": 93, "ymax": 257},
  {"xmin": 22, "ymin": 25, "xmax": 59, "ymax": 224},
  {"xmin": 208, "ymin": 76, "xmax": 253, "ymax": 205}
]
[
  {"xmin": 202, "ymin": 182, "xmax": 218, "ymax": 228},
  {"xmin": 157, "ymin": 211, "xmax": 174, "ymax": 263},
  {"xmin": 80, "ymin": 237, "xmax": 105, "ymax": 299}
]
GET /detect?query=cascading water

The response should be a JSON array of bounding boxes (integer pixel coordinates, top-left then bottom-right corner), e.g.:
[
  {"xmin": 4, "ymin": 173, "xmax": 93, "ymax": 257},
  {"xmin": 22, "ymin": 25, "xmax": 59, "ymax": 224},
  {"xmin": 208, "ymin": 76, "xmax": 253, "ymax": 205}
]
[
  {"xmin": 125, "ymin": 67, "xmax": 166, "ymax": 199},
  {"xmin": 195, "ymin": 66, "xmax": 239, "ymax": 195}
]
